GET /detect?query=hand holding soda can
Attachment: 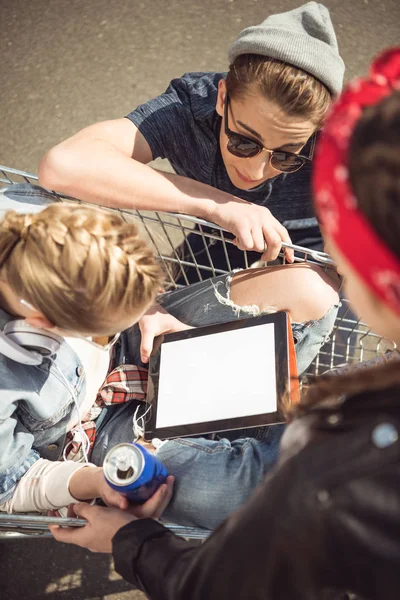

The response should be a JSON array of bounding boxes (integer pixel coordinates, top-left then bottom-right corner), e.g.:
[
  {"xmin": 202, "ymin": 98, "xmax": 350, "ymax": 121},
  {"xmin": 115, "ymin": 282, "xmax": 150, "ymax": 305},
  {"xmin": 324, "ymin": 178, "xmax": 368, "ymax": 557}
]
[{"xmin": 103, "ymin": 442, "xmax": 168, "ymax": 504}]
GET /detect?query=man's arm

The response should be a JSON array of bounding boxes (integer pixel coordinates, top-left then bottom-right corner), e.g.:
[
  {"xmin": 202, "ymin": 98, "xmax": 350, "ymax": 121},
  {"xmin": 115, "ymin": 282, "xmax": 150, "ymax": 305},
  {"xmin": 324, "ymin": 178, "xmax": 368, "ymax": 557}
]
[
  {"xmin": 38, "ymin": 119, "xmax": 294, "ymax": 261},
  {"xmin": 111, "ymin": 452, "xmax": 321, "ymax": 600},
  {"xmin": 50, "ymin": 463, "xmax": 307, "ymax": 599},
  {"xmin": 39, "ymin": 118, "xmax": 228, "ymax": 216},
  {"xmin": 49, "ymin": 443, "xmax": 319, "ymax": 599}
]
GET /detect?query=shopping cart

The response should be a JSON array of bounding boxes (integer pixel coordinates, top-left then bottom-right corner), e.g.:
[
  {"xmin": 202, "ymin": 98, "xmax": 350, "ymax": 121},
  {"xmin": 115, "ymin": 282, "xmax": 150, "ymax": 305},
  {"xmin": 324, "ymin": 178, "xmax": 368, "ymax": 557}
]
[{"xmin": 0, "ymin": 165, "xmax": 396, "ymax": 541}]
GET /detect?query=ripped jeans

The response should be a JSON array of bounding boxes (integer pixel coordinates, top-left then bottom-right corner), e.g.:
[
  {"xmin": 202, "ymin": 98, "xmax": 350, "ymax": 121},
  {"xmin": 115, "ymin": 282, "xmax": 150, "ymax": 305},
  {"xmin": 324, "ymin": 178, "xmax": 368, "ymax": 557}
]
[
  {"xmin": 159, "ymin": 273, "xmax": 338, "ymax": 375},
  {"xmin": 92, "ymin": 272, "xmax": 339, "ymax": 529}
]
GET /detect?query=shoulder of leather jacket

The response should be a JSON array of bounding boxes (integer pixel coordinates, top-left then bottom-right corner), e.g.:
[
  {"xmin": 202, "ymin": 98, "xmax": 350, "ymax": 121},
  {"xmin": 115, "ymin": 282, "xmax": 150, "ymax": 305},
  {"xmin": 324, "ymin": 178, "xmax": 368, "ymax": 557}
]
[{"xmin": 280, "ymin": 384, "xmax": 400, "ymax": 463}]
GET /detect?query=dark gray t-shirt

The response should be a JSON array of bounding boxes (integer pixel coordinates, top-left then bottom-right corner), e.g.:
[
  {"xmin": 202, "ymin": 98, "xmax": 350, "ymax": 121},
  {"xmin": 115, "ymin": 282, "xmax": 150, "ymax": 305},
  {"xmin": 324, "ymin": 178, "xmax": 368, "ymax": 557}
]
[{"xmin": 126, "ymin": 72, "xmax": 320, "ymax": 241}]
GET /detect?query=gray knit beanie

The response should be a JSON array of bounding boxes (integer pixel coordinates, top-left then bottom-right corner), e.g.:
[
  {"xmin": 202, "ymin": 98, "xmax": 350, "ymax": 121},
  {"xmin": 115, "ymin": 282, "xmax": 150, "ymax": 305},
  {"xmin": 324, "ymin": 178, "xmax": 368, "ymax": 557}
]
[{"xmin": 228, "ymin": 2, "xmax": 345, "ymax": 96}]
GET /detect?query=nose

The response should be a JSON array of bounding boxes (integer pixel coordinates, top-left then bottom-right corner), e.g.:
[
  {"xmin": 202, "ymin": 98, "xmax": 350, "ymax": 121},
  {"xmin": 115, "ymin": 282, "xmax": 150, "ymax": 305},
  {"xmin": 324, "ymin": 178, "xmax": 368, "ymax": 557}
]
[{"xmin": 247, "ymin": 151, "xmax": 273, "ymax": 180}]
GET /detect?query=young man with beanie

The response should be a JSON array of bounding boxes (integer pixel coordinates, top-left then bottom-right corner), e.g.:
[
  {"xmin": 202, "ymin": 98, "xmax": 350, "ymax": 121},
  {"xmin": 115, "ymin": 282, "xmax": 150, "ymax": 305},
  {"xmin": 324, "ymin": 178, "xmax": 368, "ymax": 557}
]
[{"xmin": 39, "ymin": 2, "xmax": 344, "ymax": 270}]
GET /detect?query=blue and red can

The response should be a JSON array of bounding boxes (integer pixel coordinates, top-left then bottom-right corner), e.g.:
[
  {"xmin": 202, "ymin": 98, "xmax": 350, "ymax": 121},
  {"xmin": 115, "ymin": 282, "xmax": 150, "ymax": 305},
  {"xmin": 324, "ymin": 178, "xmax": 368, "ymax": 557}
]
[{"xmin": 103, "ymin": 442, "xmax": 168, "ymax": 504}]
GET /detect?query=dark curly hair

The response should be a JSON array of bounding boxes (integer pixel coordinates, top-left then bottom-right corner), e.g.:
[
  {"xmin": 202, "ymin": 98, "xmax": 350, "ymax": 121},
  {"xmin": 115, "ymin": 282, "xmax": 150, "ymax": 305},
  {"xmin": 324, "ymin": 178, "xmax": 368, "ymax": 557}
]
[
  {"xmin": 349, "ymin": 90, "xmax": 400, "ymax": 258},
  {"xmin": 291, "ymin": 90, "xmax": 400, "ymax": 418}
]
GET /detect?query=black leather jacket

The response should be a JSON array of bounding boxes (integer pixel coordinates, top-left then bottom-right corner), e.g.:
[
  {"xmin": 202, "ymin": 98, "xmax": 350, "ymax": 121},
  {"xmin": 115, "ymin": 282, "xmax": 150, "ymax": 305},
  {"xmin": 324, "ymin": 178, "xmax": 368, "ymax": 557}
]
[{"xmin": 113, "ymin": 383, "xmax": 400, "ymax": 600}]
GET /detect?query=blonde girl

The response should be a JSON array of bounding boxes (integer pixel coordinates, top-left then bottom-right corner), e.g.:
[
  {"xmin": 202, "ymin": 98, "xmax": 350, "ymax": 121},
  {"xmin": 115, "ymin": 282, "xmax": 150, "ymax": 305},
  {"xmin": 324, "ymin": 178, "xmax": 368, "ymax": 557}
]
[{"xmin": 0, "ymin": 200, "xmax": 168, "ymax": 515}]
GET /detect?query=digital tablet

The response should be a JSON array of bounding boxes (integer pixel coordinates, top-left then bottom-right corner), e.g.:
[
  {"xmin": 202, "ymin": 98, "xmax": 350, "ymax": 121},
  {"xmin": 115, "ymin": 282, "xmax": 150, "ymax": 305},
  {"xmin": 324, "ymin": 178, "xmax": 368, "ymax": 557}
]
[{"xmin": 144, "ymin": 311, "xmax": 298, "ymax": 440}]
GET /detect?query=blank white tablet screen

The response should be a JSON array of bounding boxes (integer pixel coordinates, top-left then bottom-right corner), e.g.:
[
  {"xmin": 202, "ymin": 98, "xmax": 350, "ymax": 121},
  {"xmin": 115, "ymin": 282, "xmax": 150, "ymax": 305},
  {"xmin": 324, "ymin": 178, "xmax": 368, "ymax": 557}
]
[{"xmin": 155, "ymin": 323, "xmax": 277, "ymax": 428}]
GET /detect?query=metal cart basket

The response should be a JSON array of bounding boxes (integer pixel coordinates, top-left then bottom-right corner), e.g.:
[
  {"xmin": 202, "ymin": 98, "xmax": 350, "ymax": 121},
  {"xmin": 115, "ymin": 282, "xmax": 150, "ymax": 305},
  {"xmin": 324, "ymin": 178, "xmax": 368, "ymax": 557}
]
[{"xmin": 0, "ymin": 165, "xmax": 396, "ymax": 541}]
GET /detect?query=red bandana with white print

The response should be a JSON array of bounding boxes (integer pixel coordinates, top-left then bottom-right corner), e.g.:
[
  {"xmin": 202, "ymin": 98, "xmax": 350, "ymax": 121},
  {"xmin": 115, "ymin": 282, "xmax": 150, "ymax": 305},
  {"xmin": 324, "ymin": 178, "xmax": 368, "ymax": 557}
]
[{"xmin": 313, "ymin": 48, "xmax": 400, "ymax": 315}]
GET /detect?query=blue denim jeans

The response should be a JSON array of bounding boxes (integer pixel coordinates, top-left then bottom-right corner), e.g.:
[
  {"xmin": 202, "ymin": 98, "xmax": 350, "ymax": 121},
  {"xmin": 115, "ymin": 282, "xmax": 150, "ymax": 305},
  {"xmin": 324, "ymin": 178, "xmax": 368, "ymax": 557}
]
[
  {"xmin": 92, "ymin": 273, "xmax": 339, "ymax": 529},
  {"xmin": 158, "ymin": 273, "xmax": 339, "ymax": 375}
]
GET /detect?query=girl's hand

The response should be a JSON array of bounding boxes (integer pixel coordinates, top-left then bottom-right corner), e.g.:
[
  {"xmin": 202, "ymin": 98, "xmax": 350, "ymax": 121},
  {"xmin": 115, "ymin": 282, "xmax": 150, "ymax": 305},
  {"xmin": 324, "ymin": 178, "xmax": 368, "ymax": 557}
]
[
  {"xmin": 68, "ymin": 466, "xmax": 129, "ymax": 509},
  {"xmin": 139, "ymin": 303, "xmax": 192, "ymax": 363},
  {"xmin": 96, "ymin": 469, "xmax": 130, "ymax": 509}
]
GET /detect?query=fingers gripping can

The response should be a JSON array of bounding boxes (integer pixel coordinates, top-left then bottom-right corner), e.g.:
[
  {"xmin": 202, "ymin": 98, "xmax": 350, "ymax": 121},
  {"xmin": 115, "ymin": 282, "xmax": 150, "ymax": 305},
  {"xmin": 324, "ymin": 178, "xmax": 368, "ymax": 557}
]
[{"xmin": 103, "ymin": 442, "xmax": 168, "ymax": 504}]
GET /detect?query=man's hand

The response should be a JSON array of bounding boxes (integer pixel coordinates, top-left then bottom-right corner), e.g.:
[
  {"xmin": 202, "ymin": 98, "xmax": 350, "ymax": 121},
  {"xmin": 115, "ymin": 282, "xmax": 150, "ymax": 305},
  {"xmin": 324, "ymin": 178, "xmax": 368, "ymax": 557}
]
[
  {"xmin": 49, "ymin": 475, "xmax": 175, "ymax": 553},
  {"xmin": 210, "ymin": 199, "xmax": 294, "ymax": 263},
  {"xmin": 139, "ymin": 303, "xmax": 193, "ymax": 363},
  {"xmin": 50, "ymin": 504, "xmax": 136, "ymax": 552}
]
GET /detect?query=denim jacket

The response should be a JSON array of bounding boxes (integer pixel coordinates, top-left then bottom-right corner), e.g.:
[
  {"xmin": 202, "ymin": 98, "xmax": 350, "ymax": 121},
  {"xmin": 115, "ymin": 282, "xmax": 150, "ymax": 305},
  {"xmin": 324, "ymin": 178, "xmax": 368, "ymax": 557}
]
[{"xmin": 0, "ymin": 307, "xmax": 86, "ymax": 503}]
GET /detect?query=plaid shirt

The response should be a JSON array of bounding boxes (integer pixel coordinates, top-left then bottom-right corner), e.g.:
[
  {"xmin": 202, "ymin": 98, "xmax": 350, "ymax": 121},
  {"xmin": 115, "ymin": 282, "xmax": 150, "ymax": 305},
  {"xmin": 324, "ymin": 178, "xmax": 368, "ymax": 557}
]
[{"xmin": 65, "ymin": 364, "xmax": 148, "ymax": 461}]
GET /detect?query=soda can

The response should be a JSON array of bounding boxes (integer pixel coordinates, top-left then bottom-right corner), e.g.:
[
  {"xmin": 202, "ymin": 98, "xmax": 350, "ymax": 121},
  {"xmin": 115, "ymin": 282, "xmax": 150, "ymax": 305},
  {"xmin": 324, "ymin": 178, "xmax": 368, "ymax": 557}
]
[{"xmin": 103, "ymin": 442, "xmax": 168, "ymax": 504}]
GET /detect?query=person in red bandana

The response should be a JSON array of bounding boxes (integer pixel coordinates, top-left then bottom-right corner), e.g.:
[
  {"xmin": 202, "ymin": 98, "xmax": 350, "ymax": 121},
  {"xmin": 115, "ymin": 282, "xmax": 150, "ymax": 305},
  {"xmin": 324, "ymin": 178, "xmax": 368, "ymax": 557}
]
[{"xmin": 50, "ymin": 48, "xmax": 400, "ymax": 600}]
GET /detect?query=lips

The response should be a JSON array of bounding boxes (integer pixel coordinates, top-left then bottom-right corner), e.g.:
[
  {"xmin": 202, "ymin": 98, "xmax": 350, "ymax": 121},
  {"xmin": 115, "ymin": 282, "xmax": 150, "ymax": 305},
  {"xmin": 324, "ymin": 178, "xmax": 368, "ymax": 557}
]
[{"xmin": 234, "ymin": 167, "xmax": 262, "ymax": 184}]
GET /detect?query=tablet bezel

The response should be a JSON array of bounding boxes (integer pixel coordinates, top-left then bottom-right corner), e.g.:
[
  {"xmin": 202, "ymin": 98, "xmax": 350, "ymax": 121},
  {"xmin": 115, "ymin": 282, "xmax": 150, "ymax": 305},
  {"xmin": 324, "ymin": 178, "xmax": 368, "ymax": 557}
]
[{"xmin": 144, "ymin": 311, "xmax": 290, "ymax": 440}]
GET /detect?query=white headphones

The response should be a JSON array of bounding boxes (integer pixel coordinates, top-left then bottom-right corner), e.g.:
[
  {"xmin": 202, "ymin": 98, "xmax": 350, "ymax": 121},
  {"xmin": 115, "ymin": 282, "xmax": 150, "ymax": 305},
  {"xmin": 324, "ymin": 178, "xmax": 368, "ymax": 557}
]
[{"xmin": 0, "ymin": 320, "xmax": 63, "ymax": 366}]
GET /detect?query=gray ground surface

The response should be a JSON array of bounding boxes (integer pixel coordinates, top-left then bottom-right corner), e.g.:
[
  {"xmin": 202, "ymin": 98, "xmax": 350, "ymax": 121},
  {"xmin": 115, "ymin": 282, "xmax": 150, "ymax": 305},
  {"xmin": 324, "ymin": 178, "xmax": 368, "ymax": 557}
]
[{"xmin": 1, "ymin": 0, "xmax": 399, "ymax": 598}]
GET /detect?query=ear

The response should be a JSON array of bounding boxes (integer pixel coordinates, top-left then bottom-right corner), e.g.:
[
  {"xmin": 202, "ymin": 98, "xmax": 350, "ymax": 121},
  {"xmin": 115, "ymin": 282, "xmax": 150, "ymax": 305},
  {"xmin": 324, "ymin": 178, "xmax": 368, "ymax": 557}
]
[
  {"xmin": 215, "ymin": 79, "xmax": 227, "ymax": 118},
  {"xmin": 25, "ymin": 315, "xmax": 56, "ymax": 331}
]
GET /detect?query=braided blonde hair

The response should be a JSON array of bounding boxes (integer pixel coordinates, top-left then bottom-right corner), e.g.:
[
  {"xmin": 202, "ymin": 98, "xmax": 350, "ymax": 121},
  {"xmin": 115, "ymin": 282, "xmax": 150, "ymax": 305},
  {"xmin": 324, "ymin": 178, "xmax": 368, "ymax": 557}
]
[{"xmin": 0, "ymin": 203, "xmax": 162, "ymax": 333}]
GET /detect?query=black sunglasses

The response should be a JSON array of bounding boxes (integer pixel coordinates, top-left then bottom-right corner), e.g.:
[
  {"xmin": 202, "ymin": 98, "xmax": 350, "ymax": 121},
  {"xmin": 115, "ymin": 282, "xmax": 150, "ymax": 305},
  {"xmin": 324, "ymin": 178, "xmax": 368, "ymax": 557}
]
[{"xmin": 224, "ymin": 94, "xmax": 315, "ymax": 173}]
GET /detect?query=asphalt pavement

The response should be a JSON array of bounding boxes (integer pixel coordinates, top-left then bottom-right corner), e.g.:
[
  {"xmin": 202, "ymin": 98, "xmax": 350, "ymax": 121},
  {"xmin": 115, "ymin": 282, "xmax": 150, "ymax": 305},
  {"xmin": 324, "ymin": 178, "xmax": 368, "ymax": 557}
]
[{"xmin": 1, "ymin": 0, "xmax": 400, "ymax": 598}]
